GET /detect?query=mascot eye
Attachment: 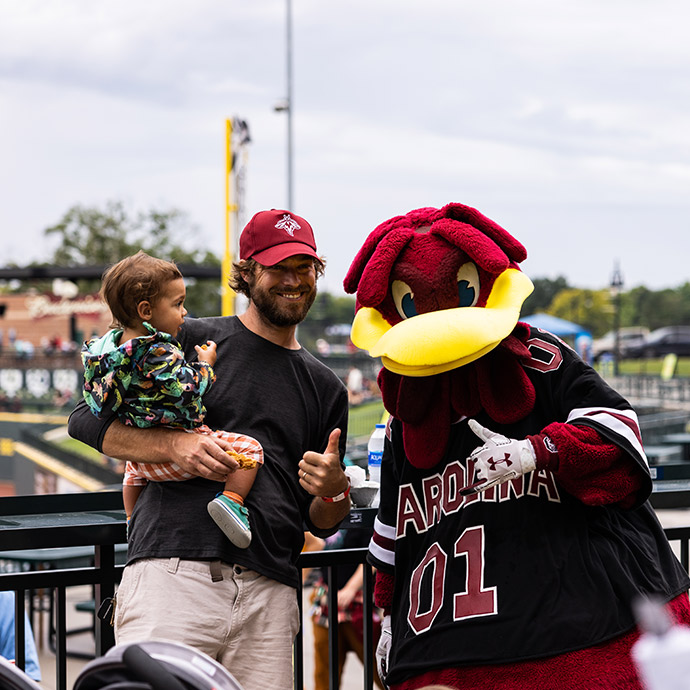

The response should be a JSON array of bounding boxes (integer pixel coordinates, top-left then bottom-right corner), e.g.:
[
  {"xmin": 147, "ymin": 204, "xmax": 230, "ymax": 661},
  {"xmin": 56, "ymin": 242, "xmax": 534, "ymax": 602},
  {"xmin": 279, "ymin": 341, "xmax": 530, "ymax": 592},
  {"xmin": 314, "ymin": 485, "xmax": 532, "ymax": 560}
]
[
  {"xmin": 457, "ymin": 263, "xmax": 480, "ymax": 308},
  {"xmin": 392, "ymin": 280, "xmax": 418, "ymax": 319}
]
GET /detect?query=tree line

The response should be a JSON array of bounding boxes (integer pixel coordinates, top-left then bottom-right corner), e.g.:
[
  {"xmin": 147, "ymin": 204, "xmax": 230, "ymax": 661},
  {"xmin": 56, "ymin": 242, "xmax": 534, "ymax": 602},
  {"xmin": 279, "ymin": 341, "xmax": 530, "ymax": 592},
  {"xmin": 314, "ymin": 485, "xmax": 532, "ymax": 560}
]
[
  {"xmin": 523, "ymin": 277, "xmax": 690, "ymax": 338},
  {"xmin": 2, "ymin": 202, "xmax": 688, "ymax": 343}
]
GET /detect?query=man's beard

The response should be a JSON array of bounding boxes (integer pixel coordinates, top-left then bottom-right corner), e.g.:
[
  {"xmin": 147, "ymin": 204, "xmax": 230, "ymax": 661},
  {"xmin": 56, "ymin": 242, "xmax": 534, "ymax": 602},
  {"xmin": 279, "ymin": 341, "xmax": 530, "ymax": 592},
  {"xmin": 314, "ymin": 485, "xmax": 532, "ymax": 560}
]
[{"xmin": 250, "ymin": 282, "xmax": 317, "ymax": 327}]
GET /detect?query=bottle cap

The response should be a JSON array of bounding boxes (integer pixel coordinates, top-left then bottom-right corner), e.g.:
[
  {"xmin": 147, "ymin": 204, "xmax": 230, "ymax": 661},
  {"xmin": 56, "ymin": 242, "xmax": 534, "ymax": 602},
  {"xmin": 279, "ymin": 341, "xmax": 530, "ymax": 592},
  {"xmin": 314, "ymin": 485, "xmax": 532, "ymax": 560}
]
[{"xmin": 633, "ymin": 595, "xmax": 672, "ymax": 636}]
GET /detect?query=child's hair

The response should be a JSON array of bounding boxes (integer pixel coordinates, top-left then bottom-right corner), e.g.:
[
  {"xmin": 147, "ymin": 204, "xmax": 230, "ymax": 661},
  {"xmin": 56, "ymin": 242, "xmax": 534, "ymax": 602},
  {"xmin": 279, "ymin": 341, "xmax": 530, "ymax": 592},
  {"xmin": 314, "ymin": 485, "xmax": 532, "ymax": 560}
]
[{"xmin": 100, "ymin": 251, "xmax": 183, "ymax": 329}]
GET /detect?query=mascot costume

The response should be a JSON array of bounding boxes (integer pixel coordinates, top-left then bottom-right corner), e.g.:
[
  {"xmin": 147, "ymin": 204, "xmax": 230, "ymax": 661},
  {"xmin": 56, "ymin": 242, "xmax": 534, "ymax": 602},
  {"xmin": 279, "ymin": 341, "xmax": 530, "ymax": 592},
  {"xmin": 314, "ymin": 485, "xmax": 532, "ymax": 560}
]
[{"xmin": 343, "ymin": 203, "xmax": 690, "ymax": 690}]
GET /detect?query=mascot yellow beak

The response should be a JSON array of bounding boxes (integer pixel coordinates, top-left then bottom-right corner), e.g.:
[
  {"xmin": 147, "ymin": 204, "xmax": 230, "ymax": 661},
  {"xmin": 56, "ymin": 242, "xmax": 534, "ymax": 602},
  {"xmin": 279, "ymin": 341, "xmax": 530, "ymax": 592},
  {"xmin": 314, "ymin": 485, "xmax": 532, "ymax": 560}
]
[{"xmin": 350, "ymin": 268, "xmax": 534, "ymax": 377}]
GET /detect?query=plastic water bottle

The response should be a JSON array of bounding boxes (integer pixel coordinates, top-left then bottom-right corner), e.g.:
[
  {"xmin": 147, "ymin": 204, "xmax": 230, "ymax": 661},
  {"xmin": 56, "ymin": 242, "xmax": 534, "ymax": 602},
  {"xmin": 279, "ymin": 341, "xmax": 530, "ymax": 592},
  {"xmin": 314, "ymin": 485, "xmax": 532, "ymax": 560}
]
[
  {"xmin": 367, "ymin": 423, "xmax": 385, "ymax": 485},
  {"xmin": 631, "ymin": 596, "xmax": 690, "ymax": 690}
]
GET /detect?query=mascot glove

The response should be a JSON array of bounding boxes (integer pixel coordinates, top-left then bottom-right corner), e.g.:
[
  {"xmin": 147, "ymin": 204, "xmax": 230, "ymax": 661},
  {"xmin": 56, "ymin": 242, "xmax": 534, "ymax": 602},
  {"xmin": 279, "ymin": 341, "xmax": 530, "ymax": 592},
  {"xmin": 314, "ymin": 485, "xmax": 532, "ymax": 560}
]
[
  {"xmin": 376, "ymin": 614, "xmax": 392, "ymax": 686},
  {"xmin": 462, "ymin": 419, "xmax": 537, "ymax": 495}
]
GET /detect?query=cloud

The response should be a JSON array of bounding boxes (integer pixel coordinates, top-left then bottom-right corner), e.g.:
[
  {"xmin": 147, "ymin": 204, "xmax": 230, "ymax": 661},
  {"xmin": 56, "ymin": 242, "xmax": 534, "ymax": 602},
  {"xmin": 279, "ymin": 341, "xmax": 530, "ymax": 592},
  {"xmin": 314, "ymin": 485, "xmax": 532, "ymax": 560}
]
[{"xmin": 1, "ymin": 0, "xmax": 689, "ymax": 294}]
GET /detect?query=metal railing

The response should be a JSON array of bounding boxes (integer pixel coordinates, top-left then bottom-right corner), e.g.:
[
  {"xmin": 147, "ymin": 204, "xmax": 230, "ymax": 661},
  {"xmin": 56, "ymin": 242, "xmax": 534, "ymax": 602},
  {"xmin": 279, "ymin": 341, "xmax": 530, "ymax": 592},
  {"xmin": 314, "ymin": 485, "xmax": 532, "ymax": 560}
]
[
  {"xmin": 611, "ymin": 375, "xmax": 690, "ymax": 409},
  {"xmin": 0, "ymin": 492, "xmax": 378, "ymax": 690},
  {"xmin": 297, "ymin": 547, "xmax": 376, "ymax": 690},
  {"xmin": 0, "ymin": 492, "xmax": 124, "ymax": 690},
  {"xmin": 0, "ymin": 492, "xmax": 689, "ymax": 690}
]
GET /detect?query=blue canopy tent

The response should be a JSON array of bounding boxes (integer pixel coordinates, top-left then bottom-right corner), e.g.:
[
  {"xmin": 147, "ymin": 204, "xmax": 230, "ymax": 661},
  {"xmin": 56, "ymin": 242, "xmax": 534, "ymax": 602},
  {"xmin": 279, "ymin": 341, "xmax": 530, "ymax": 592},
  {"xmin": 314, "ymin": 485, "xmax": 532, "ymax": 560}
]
[
  {"xmin": 520, "ymin": 313, "xmax": 590, "ymax": 339},
  {"xmin": 519, "ymin": 313, "xmax": 593, "ymax": 362}
]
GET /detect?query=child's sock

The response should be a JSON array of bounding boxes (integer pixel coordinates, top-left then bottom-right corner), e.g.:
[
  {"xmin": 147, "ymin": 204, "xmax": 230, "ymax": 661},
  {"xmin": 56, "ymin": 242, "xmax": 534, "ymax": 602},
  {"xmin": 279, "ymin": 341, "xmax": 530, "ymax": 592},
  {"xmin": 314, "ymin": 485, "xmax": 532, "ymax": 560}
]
[{"xmin": 223, "ymin": 491, "xmax": 244, "ymax": 506}]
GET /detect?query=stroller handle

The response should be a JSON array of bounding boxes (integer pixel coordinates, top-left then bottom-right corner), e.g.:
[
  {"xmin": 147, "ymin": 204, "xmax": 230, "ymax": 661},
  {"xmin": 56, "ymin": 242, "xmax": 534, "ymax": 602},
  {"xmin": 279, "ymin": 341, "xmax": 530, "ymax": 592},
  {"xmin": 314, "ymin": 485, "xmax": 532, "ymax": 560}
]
[{"xmin": 123, "ymin": 645, "xmax": 188, "ymax": 690}]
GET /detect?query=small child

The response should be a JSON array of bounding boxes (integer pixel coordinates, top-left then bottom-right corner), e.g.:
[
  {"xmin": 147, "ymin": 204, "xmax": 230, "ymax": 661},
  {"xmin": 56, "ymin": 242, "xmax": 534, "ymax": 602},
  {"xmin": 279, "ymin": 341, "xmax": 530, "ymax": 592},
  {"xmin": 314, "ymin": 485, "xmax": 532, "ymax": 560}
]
[{"xmin": 81, "ymin": 250, "xmax": 262, "ymax": 548}]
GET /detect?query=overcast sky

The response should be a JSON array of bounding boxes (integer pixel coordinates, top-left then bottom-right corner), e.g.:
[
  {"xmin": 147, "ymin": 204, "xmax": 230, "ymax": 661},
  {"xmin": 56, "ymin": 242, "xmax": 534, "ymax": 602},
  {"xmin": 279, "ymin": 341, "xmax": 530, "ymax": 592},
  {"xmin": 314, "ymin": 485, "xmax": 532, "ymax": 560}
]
[{"xmin": 2, "ymin": 0, "xmax": 690, "ymax": 297}]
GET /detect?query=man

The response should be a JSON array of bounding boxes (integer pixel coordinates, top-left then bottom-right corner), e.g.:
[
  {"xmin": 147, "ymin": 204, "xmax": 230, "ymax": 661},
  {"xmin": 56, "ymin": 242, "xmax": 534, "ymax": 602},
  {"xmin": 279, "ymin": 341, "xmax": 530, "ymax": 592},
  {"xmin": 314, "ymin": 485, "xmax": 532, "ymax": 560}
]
[{"xmin": 68, "ymin": 209, "xmax": 351, "ymax": 690}]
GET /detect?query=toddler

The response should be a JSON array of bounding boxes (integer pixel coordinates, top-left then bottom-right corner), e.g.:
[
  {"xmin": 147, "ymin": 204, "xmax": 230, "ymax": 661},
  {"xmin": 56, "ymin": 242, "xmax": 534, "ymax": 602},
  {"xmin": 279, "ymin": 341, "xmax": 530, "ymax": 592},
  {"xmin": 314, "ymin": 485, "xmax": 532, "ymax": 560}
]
[{"xmin": 81, "ymin": 251, "xmax": 262, "ymax": 548}]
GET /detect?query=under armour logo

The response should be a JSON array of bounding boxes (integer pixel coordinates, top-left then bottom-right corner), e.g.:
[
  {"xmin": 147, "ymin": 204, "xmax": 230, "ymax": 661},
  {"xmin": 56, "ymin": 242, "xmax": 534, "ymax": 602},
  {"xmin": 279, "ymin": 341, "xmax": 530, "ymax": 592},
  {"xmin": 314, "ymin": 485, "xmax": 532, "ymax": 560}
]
[
  {"xmin": 487, "ymin": 453, "xmax": 513, "ymax": 472},
  {"xmin": 275, "ymin": 214, "xmax": 301, "ymax": 237}
]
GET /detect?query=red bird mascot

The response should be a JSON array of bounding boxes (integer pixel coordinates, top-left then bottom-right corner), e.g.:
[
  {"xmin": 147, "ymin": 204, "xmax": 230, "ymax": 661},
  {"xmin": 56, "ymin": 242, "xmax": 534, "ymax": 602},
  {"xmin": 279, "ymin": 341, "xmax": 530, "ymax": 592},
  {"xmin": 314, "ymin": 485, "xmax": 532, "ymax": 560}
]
[{"xmin": 343, "ymin": 203, "xmax": 690, "ymax": 690}]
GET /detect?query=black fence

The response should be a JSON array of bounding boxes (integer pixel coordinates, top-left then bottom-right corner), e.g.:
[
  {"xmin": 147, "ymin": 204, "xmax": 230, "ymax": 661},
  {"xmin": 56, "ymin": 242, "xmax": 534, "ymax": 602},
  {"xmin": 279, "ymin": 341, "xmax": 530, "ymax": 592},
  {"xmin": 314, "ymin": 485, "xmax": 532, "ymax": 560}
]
[
  {"xmin": 0, "ymin": 492, "xmax": 378, "ymax": 690},
  {"xmin": 0, "ymin": 492, "xmax": 689, "ymax": 690},
  {"xmin": 612, "ymin": 375, "xmax": 690, "ymax": 410}
]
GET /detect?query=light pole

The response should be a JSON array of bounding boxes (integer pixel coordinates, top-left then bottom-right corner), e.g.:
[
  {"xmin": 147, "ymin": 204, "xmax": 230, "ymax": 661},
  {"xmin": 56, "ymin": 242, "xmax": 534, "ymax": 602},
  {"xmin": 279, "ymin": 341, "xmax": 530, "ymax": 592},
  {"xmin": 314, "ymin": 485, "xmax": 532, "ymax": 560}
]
[
  {"xmin": 274, "ymin": 0, "xmax": 294, "ymax": 210},
  {"xmin": 610, "ymin": 262, "xmax": 624, "ymax": 376},
  {"xmin": 222, "ymin": 117, "xmax": 251, "ymax": 317}
]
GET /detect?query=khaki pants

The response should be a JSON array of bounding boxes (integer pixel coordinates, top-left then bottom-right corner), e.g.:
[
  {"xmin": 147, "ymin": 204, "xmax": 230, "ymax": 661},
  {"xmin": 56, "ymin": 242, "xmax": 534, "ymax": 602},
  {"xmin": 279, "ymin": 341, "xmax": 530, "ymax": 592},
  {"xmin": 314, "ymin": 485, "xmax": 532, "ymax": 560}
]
[{"xmin": 115, "ymin": 558, "xmax": 300, "ymax": 690}]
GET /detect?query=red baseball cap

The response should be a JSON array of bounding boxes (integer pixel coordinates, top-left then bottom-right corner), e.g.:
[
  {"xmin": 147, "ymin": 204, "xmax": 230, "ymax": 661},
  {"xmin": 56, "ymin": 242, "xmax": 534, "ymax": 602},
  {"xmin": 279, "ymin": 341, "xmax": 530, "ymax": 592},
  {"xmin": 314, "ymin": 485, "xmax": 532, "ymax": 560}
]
[{"xmin": 239, "ymin": 209, "xmax": 320, "ymax": 265}]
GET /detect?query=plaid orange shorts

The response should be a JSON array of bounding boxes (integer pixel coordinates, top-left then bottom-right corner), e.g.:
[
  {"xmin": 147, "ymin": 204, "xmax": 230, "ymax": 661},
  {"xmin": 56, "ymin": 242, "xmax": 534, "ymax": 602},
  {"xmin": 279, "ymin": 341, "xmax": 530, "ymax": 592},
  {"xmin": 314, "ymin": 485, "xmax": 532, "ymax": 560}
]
[{"xmin": 123, "ymin": 425, "xmax": 264, "ymax": 486}]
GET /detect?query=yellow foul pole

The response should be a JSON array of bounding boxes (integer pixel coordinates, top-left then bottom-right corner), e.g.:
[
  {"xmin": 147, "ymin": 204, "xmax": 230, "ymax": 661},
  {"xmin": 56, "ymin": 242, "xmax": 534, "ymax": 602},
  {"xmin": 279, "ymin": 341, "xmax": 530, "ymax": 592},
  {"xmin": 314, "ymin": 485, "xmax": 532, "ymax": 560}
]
[{"xmin": 222, "ymin": 118, "xmax": 238, "ymax": 316}]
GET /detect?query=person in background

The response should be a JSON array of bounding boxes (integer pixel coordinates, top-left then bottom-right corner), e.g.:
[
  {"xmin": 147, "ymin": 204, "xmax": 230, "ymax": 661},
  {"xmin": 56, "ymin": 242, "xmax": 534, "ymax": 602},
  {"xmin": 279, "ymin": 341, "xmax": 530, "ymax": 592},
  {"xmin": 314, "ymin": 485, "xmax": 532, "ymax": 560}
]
[
  {"xmin": 68, "ymin": 209, "xmax": 351, "ymax": 690},
  {"xmin": 0, "ymin": 592, "xmax": 41, "ymax": 682},
  {"xmin": 302, "ymin": 531, "xmax": 326, "ymax": 585},
  {"xmin": 346, "ymin": 366, "xmax": 364, "ymax": 405}
]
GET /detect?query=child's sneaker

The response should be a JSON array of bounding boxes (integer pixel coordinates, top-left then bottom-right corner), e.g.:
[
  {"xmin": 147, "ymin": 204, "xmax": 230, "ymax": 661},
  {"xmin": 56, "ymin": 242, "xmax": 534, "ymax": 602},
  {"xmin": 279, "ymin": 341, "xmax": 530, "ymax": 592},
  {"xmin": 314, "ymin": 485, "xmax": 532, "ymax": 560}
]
[{"xmin": 207, "ymin": 494, "xmax": 252, "ymax": 549}]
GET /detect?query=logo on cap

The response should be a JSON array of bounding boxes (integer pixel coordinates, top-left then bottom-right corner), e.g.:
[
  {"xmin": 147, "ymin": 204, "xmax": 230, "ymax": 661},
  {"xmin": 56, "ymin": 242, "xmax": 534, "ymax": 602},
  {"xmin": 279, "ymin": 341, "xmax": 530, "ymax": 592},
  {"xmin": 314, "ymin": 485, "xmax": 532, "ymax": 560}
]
[
  {"xmin": 239, "ymin": 208, "xmax": 318, "ymax": 264},
  {"xmin": 275, "ymin": 214, "xmax": 301, "ymax": 237}
]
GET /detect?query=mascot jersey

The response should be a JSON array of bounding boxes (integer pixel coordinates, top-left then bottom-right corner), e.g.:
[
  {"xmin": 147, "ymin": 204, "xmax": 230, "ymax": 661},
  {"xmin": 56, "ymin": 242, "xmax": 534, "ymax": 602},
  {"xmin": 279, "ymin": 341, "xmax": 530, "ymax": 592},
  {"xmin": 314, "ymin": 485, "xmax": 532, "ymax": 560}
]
[
  {"xmin": 368, "ymin": 327, "xmax": 689, "ymax": 685},
  {"xmin": 344, "ymin": 202, "xmax": 690, "ymax": 690}
]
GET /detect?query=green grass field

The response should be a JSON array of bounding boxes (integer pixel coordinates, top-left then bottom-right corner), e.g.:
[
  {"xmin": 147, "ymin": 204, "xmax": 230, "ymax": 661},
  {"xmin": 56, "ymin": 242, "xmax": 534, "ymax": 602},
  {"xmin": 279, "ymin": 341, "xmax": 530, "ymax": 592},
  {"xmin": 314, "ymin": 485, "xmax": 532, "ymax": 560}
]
[
  {"xmin": 597, "ymin": 357, "xmax": 690, "ymax": 377},
  {"xmin": 348, "ymin": 399, "xmax": 386, "ymax": 439}
]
